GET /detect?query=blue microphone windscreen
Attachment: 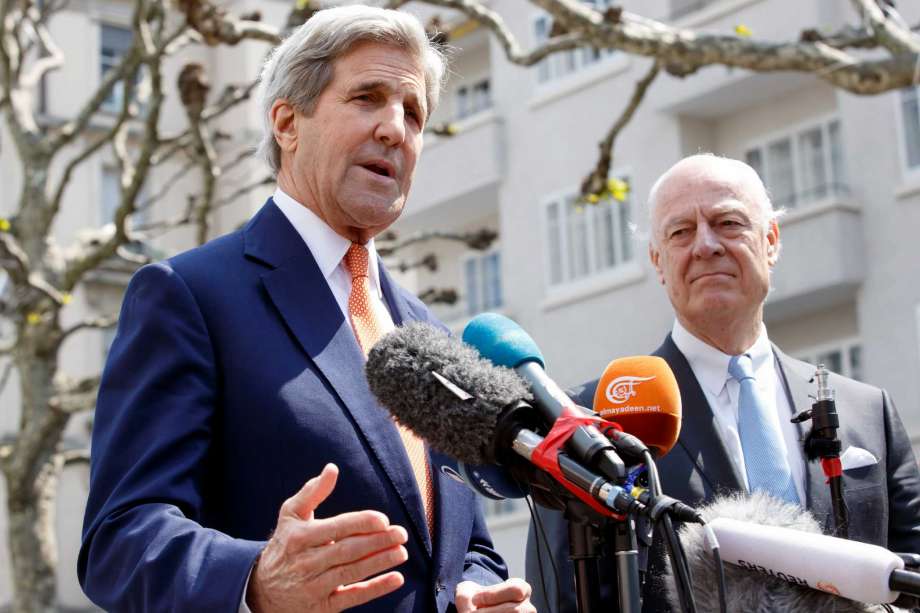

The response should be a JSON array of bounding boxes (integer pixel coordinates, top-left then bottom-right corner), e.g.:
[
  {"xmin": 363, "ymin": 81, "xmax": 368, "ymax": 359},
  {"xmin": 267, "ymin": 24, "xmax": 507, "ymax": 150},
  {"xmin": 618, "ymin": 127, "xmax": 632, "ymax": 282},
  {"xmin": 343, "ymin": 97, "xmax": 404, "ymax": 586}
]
[{"xmin": 462, "ymin": 313, "xmax": 545, "ymax": 369}]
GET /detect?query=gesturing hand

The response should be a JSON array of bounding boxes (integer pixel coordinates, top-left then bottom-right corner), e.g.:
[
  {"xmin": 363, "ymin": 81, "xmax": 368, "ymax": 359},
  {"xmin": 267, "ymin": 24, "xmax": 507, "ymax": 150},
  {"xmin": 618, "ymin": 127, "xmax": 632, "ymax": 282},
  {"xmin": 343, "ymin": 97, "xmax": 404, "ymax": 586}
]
[
  {"xmin": 247, "ymin": 464, "xmax": 409, "ymax": 613},
  {"xmin": 455, "ymin": 578, "xmax": 536, "ymax": 613}
]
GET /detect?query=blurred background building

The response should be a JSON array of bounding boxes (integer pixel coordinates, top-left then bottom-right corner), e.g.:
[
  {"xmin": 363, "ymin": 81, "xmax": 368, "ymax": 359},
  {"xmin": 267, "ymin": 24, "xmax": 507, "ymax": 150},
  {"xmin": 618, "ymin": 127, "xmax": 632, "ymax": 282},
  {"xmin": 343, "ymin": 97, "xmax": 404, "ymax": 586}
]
[{"xmin": 1, "ymin": 0, "xmax": 918, "ymax": 608}]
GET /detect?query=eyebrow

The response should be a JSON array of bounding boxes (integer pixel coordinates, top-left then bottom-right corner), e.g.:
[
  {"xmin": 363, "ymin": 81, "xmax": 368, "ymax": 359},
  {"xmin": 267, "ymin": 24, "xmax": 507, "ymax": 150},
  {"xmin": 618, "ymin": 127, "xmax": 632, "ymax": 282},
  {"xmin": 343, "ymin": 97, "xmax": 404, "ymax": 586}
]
[{"xmin": 348, "ymin": 79, "xmax": 426, "ymax": 113}]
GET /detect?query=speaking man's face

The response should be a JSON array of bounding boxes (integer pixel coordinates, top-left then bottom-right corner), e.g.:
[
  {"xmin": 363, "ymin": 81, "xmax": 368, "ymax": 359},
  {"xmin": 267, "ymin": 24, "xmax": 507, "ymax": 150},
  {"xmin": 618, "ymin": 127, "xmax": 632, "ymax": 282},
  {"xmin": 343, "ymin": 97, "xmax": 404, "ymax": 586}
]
[
  {"xmin": 649, "ymin": 162, "xmax": 779, "ymax": 333},
  {"xmin": 273, "ymin": 41, "xmax": 427, "ymax": 243}
]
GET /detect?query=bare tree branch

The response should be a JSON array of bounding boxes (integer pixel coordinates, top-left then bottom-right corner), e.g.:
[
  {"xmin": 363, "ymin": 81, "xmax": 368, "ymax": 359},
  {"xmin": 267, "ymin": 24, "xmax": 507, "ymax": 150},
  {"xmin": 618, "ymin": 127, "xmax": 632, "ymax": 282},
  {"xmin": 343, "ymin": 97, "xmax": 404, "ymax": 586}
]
[
  {"xmin": 850, "ymin": 0, "xmax": 920, "ymax": 56},
  {"xmin": 58, "ymin": 448, "xmax": 90, "ymax": 467},
  {"xmin": 18, "ymin": 4, "xmax": 64, "ymax": 88},
  {"xmin": 60, "ymin": 314, "xmax": 118, "ymax": 342},
  {"xmin": 580, "ymin": 60, "xmax": 660, "ymax": 198},
  {"xmin": 377, "ymin": 228, "xmax": 498, "ymax": 257},
  {"xmin": 0, "ymin": 359, "xmax": 14, "ymax": 396}
]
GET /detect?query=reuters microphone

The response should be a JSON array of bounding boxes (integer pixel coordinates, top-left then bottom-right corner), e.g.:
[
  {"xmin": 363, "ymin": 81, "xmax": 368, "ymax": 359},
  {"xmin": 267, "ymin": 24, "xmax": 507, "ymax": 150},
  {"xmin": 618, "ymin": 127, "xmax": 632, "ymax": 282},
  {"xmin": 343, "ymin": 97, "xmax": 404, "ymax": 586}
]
[{"xmin": 593, "ymin": 356, "xmax": 682, "ymax": 458}]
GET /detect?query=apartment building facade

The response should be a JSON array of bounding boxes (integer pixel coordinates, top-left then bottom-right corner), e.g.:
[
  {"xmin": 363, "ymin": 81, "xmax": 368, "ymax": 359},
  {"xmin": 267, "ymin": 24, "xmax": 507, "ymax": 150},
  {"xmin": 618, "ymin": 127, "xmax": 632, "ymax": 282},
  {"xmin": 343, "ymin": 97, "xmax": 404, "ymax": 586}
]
[
  {"xmin": 397, "ymin": 0, "xmax": 920, "ymax": 578},
  {"xmin": 1, "ymin": 0, "xmax": 919, "ymax": 608}
]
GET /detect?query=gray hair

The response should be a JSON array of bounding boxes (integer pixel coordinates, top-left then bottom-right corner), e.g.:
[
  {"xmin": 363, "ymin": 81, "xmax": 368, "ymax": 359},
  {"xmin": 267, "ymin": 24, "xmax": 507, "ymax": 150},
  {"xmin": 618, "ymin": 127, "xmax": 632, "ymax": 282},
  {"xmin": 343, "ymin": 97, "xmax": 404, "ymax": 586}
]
[
  {"xmin": 646, "ymin": 153, "xmax": 782, "ymax": 246},
  {"xmin": 256, "ymin": 5, "xmax": 447, "ymax": 175}
]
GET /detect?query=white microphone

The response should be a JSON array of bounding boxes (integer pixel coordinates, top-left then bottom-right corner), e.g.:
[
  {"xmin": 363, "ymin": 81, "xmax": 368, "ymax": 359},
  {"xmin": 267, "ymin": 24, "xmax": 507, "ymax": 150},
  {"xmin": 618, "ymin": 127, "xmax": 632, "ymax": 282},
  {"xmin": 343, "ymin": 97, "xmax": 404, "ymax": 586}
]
[{"xmin": 711, "ymin": 516, "xmax": 904, "ymax": 604}]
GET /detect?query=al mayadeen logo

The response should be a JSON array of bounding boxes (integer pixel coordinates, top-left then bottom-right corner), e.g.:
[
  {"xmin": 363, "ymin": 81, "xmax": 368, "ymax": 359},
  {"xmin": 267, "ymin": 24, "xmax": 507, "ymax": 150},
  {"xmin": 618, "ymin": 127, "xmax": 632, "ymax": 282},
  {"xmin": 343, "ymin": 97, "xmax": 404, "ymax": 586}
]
[{"xmin": 603, "ymin": 375, "xmax": 661, "ymax": 415}]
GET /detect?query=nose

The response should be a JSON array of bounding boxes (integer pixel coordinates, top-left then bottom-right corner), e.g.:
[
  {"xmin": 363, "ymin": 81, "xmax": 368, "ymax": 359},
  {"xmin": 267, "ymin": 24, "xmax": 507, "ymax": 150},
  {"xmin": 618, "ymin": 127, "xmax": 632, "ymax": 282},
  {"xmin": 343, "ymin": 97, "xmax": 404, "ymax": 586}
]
[
  {"xmin": 692, "ymin": 223, "xmax": 725, "ymax": 259},
  {"xmin": 374, "ymin": 102, "xmax": 406, "ymax": 148}
]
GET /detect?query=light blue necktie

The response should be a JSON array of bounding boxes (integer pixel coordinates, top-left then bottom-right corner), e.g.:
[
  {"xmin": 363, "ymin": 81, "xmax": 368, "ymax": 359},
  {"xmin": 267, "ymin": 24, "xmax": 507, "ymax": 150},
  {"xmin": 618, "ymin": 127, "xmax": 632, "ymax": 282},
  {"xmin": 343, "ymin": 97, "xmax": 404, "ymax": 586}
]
[{"xmin": 729, "ymin": 354, "xmax": 800, "ymax": 504}]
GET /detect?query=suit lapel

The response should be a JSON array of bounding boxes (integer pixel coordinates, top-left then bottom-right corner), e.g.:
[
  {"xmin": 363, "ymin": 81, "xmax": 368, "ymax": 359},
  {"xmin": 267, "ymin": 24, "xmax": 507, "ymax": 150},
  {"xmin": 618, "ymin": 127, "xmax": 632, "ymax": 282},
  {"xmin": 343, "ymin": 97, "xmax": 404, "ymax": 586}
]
[
  {"xmin": 245, "ymin": 200, "xmax": 432, "ymax": 556},
  {"xmin": 773, "ymin": 348, "xmax": 832, "ymax": 524},
  {"xmin": 657, "ymin": 335, "xmax": 745, "ymax": 495}
]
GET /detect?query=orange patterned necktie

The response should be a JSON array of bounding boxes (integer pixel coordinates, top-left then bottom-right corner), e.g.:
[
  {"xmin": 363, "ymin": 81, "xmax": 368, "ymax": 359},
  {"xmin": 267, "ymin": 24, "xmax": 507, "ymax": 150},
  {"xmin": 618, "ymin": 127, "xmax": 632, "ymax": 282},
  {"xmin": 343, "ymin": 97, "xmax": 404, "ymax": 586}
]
[{"xmin": 343, "ymin": 243, "xmax": 435, "ymax": 536}]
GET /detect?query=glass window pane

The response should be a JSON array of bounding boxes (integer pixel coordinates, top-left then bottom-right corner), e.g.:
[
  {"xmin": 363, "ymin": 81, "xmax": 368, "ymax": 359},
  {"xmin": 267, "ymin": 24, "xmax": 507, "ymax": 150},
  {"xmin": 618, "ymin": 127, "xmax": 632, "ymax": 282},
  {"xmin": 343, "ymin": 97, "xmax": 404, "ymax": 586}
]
[
  {"xmin": 456, "ymin": 86, "xmax": 469, "ymax": 120},
  {"xmin": 567, "ymin": 199, "xmax": 591, "ymax": 280},
  {"xmin": 817, "ymin": 350, "xmax": 843, "ymax": 375},
  {"xmin": 594, "ymin": 201, "xmax": 616, "ymax": 270},
  {"xmin": 902, "ymin": 88, "xmax": 920, "ymax": 169},
  {"xmin": 797, "ymin": 127, "xmax": 827, "ymax": 203},
  {"xmin": 546, "ymin": 202, "xmax": 563, "ymax": 285},
  {"xmin": 484, "ymin": 252, "xmax": 502, "ymax": 309},
  {"xmin": 766, "ymin": 138, "xmax": 796, "ymax": 208},
  {"xmin": 465, "ymin": 258, "xmax": 480, "ymax": 315},
  {"xmin": 101, "ymin": 25, "xmax": 135, "ymax": 112},
  {"xmin": 618, "ymin": 196, "xmax": 633, "ymax": 263},
  {"xmin": 848, "ymin": 345, "xmax": 862, "ymax": 381},
  {"xmin": 745, "ymin": 149, "xmax": 764, "ymax": 180},
  {"xmin": 101, "ymin": 166, "xmax": 120, "ymax": 224},
  {"xmin": 828, "ymin": 120, "xmax": 847, "ymax": 197},
  {"xmin": 472, "ymin": 80, "xmax": 491, "ymax": 114},
  {"xmin": 534, "ymin": 18, "xmax": 551, "ymax": 83}
]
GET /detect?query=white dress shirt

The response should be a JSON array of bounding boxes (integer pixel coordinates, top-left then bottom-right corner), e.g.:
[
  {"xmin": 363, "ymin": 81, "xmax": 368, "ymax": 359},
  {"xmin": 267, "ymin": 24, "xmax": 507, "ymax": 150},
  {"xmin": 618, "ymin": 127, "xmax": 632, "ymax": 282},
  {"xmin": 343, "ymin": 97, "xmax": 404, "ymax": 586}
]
[
  {"xmin": 272, "ymin": 187, "xmax": 390, "ymax": 320},
  {"xmin": 671, "ymin": 319, "xmax": 806, "ymax": 502}
]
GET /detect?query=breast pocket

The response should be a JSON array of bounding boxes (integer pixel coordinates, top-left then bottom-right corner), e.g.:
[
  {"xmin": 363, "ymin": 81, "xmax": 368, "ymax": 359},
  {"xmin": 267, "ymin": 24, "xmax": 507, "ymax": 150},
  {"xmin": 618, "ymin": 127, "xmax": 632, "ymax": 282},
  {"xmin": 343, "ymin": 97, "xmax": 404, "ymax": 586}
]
[{"xmin": 840, "ymin": 464, "xmax": 885, "ymax": 546}]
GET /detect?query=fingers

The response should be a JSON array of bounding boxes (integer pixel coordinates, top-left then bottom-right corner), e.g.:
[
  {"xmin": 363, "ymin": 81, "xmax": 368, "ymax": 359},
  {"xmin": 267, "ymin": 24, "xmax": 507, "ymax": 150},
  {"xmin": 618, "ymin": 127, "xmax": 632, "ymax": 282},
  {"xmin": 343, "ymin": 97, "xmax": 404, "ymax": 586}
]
[
  {"xmin": 280, "ymin": 463, "xmax": 339, "ymax": 521},
  {"xmin": 314, "ymin": 539, "xmax": 409, "ymax": 594},
  {"xmin": 473, "ymin": 578, "xmax": 532, "ymax": 607},
  {"xmin": 295, "ymin": 510, "xmax": 396, "ymax": 548},
  {"xmin": 329, "ymin": 571, "xmax": 405, "ymax": 610},
  {"xmin": 456, "ymin": 579, "xmax": 534, "ymax": 613}
]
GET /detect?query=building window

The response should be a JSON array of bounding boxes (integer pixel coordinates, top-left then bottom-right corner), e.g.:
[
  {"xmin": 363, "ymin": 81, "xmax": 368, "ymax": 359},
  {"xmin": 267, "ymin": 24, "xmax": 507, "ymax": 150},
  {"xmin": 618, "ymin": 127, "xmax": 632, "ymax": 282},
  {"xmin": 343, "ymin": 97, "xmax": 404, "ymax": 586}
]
[
  {"xmin": 543, "ymin": 183, "xmax": 633, "ymax": 287},
  {"xmin": 900, "ymin": 87, "xmax": 920, "ymax": 171},
  {"xmin": 534, "ymin": 0, "xmax": 616, "ymax": 83},
  {"xmin": 456, "ymin": 79, "xmax": 491, "ymax": 120},
  {"xmin": 100, "ymin": 24, "xmax": 135, "ymax": 113},
  {"xmin": 745, "ymin": 118, "xmax": 848, "ymax": 209},
  {"xmin": 464, "ymin": 250, "xmax": 503, "ymax": 316},
  {"xmin": 796, "ymin": 339, "xmax": 863, "ymax": 382},
  {"xmin": 101, "ymin": 165, "xmax": 121, "ymax": 224}
]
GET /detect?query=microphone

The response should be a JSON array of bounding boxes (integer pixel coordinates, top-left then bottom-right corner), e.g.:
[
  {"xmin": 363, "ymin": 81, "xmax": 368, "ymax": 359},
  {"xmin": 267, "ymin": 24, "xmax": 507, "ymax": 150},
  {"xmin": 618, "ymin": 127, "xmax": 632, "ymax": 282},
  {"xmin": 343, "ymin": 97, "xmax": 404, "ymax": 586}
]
[
  {"xmin": 364, "ymin": 320, "xmax": 532, "ymax": 466},
  {"xmin": 365, "ymin": 322, "xmax": 644, "ymax": 517},
  {"xmin": 670, "ymin": 493, "xmax": 916, "ymax": 612},
  {"xmin": 592, "ymin": 356, "xmax": 682, "ymax": 458},
  {"xmin": 462, "ymin": 313, "xmax": 627, "ymax": 482}
]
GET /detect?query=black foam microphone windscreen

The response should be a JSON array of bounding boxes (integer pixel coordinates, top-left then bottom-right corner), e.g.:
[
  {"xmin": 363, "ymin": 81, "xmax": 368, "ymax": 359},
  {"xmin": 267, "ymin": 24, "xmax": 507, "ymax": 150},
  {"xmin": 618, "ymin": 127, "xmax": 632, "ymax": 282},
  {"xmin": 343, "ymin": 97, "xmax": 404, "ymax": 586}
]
[{"xmin": 365, "ymin": 322, "xmax": 531, "ymax": 465}]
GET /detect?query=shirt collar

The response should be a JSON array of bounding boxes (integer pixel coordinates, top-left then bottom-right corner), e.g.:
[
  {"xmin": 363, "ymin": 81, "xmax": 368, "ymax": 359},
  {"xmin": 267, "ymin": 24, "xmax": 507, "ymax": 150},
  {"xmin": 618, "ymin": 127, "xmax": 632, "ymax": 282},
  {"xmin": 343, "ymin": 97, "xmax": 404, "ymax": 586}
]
[
  {"xmin": 671, "ymin": 319, "xmax": 772, "ymax": 396},
  {"xmin": 272, "ymin": 187, "xmax": 383, "ymax": 291}
]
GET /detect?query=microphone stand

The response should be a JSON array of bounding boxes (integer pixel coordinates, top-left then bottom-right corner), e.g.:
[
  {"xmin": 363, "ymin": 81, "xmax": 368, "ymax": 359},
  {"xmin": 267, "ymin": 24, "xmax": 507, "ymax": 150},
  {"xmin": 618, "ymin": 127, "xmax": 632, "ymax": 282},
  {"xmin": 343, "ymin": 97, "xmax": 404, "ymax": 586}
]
[{"xmin": 792, "ymin": 365, "xmax": 848, "ymax": 538}]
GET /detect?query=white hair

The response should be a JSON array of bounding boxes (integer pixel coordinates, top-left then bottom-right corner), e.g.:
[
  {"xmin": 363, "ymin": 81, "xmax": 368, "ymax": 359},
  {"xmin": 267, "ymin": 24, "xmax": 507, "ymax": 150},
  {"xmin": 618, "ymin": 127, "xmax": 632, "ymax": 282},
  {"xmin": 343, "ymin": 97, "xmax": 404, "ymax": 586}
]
[
  {"xmin": 256, "ymin": 5, "xmax": 447, "ymax": 175},
  {"xmin": 646, "ymin": 153, "xmax": 782, "ymax": 246}
]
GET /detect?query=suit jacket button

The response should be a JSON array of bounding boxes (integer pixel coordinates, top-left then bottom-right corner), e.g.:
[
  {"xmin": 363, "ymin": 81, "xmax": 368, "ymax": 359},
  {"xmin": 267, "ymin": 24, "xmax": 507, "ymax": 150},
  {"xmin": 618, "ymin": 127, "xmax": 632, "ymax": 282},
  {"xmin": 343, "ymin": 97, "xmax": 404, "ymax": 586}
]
[{"xmin": 435, "ymin": 581, "xmax": 445, "ymax": 593}]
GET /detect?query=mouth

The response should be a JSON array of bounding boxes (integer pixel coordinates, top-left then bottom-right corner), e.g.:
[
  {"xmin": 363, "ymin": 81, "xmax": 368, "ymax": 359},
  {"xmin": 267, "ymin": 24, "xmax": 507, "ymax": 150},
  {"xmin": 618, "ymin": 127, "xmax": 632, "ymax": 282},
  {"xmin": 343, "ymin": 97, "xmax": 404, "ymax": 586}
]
[
  {"xmin": 691, "ymin": 272, "xmax": 734, "ymax": 284},
  {"xmin": 358, "ymin": 160, "xmax": 396, "ymax": 180}
]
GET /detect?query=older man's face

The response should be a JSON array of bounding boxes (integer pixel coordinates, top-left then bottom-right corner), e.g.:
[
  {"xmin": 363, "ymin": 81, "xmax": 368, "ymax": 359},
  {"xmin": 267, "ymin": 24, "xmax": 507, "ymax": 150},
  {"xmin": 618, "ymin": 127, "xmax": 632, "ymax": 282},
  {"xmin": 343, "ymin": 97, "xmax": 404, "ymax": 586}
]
[
  {"xmin": 649, "ymin": 164, "xmax": 779, "ymax": 332},
  {"xmin": 274, "ymin": 42, "xmax": 426, "ymax": 243}
]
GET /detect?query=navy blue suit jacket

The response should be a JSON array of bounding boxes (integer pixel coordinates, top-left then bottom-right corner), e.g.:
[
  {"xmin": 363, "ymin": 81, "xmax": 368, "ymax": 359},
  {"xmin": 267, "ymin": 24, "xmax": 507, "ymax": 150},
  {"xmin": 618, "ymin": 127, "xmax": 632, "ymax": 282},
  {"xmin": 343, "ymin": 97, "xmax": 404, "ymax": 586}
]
[
  {"xmin": 526, "ymin": 334, "xmax": 920, "ymax": 612},
  {"xmin": 79, "ymin": 199, "xmax": 507, "ymax": 612}
]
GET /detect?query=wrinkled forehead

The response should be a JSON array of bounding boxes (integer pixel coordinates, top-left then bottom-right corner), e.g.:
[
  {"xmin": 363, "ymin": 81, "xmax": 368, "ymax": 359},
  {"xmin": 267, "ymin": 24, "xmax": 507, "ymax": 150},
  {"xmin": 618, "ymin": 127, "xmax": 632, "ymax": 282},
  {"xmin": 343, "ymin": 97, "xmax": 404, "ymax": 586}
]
[{"xmin": 653, "ymin": 166, "xmax": 763, "ymax": 228}]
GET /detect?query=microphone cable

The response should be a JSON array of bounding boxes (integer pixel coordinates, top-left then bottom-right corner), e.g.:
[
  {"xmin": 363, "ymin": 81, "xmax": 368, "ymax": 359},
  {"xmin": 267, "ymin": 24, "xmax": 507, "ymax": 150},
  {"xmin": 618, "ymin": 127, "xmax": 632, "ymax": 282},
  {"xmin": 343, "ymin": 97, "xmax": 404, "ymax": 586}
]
[{"xmin": 526, "ymin": 494, "xmax": 562, "ymax": 613}]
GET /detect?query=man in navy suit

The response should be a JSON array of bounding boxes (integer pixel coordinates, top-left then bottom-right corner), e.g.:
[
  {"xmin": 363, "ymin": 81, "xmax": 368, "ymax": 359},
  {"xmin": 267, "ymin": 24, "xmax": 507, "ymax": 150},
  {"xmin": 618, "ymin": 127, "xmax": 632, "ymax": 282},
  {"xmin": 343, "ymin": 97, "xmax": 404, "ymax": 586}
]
[
  {"xmin": 79, "ymin": 6, "xmax": 534, "ymax": 612},
  {"xmin": 525, "ymin": 155, "xmax": 920, "ymax": 611}
]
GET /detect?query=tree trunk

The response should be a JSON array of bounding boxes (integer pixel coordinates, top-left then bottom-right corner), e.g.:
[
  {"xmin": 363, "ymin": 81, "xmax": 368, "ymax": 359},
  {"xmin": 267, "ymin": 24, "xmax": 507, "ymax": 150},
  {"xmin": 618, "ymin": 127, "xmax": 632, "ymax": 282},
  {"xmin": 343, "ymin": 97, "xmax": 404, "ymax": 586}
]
[
  {"xmin": 2, "ymin": 347, "xmax": 67, "ymax": 613},
  {"xmin": 5, "ymin": 460, "xmax": 59, "ymax": 613}
]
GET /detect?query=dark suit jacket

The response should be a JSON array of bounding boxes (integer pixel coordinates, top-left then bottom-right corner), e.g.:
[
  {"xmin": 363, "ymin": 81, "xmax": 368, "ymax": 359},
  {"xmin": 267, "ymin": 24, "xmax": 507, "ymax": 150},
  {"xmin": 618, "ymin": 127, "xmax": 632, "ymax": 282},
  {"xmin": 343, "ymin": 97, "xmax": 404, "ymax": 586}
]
[
  {"xmin": 526, "ymin": 334, "xmax": 920, "ymax": 612},
  {"xmin": 78, "ymin": 199, "xmax": 507, "ymax": 612}
]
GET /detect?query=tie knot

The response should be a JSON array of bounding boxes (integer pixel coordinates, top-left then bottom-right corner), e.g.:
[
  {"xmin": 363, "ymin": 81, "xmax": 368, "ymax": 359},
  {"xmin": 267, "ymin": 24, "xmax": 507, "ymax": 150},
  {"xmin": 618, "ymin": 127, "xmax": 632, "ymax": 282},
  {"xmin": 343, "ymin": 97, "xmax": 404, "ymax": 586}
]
[
  {"xmin": 344, "ymin": 243, "xmax": 369, "ymax": 278},
  {"xmin": 728, "ymin": 354, "xmax": 755, "ymax": 382}
]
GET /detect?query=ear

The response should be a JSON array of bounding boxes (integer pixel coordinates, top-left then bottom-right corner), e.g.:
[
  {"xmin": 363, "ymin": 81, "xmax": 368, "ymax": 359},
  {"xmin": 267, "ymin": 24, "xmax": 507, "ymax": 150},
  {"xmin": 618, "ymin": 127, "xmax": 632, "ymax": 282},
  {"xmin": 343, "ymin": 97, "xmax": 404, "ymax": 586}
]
[
  {"xmin": 765, "ymin": 220, "xmax": 780, "ymax": 267},
  {"xmin": 649, "ymin": 242, "xmax": 665, "ymax": 285},
  {"xmin": 270, "ymin": 99, "xmax": 298, "ymax": 153}
]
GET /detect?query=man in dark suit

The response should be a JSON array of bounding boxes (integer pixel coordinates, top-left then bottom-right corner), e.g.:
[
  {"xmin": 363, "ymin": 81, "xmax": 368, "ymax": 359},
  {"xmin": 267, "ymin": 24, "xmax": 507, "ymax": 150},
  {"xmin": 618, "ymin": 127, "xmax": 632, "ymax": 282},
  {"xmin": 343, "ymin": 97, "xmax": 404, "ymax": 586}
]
[
  {"xmin": 79, "ymin": 7, "xmax": 534, "ymax": 612},
  {"xmin": 526, "ymin": 154, "xmax": 920, "ymax": 612}
]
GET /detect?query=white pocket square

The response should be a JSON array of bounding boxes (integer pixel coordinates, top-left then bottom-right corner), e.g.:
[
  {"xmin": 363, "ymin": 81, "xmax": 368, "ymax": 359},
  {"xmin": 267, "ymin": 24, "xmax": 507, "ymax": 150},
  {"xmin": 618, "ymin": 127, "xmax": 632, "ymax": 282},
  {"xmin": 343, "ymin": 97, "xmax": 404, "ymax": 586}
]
[{"xmin": 839, "ymin": 446, "xmax": 878, "ymax": 471}]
